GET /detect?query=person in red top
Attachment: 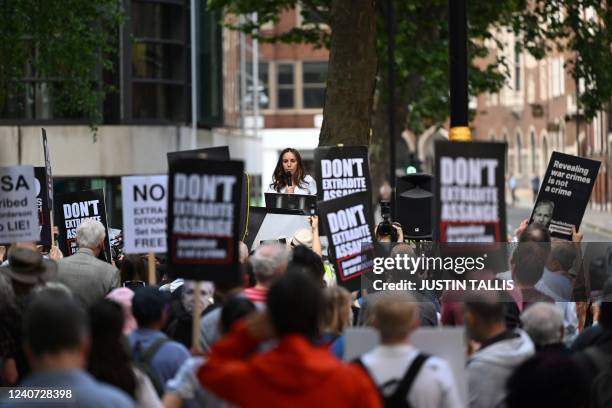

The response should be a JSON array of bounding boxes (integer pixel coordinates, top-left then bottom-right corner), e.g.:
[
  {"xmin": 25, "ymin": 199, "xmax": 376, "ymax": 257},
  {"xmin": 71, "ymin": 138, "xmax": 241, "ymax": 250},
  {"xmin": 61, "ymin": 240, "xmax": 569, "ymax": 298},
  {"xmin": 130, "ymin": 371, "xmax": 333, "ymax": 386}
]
[{"xmin": 198, "ymin": 269, "xmax": 382, "ymax": 408}]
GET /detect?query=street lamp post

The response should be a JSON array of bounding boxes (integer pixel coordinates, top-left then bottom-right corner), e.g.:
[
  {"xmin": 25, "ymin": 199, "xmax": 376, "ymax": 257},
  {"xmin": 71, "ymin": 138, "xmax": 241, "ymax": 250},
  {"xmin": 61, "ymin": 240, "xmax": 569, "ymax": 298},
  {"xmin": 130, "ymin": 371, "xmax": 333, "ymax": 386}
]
[
  {"xmin": 386, "ymin": 0, "xmax": 397, "ymax": 204},
  {"xmin": 448, "ymin": 0, "xmax": 471, "ymax": 142}
]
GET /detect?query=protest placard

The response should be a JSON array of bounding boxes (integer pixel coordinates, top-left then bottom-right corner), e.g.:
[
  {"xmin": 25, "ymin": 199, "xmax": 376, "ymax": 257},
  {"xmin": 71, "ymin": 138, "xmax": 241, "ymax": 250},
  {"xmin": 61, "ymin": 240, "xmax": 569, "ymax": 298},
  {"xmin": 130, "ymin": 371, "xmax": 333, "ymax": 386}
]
[
  {"xmin": 34, "ymin": 167, "xmax": 52, "ymax": 247},
  {"xmin": 168, "ymin": 146, "xmax": 249, "ymax": 241},
  {"xmin": 435, "ymin": 141, "xmax": 507, "ymax": 242},
  {"xmin": 0, "ymin": 166, "xmax": 39, "ymax": 243},
  {"xmin": 56, "ymin": 189, "xmax": 112, "ymax": 262},
  {"xmin": 167, "ymin": 146, "xmax": 230, "ymax": 163},
  {"xmin": 41, "ymin": 128, "xmax": 54, "ymax": 210},
  {"xmin": 121, "ymin": 175, "xmax": 168, "ymax": 254},
  {"xmin": 167, "ymin": 158, "xmax": 243, "ymax": 282},
  {"xmin": 318, "ymin": 191, "xmax": 375, "ymax": 290},
  {"xmin": 315, "ymin": 146, "xmax": 371, "ymax": 202},
  {"xmin": 530, "ymin": 151, "xmax": 601, "ymax": 240}
]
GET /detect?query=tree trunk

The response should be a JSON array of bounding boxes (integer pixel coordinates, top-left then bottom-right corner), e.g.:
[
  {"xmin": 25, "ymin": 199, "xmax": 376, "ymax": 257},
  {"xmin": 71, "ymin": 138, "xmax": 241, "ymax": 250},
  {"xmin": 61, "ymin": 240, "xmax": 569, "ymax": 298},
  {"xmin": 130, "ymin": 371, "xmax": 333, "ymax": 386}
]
[{"xmin": 318, "ymin": 0, "xmax": 377, "ymax": 146}]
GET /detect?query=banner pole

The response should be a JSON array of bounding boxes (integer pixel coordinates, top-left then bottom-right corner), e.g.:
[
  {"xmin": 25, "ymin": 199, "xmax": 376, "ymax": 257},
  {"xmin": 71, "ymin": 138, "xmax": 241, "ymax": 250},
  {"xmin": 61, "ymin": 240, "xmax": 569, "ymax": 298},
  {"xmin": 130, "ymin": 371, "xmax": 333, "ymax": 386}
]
[
  {"xmin": 50, "ymin": 210, "xmax": 56, "ymax": 247},
  {"xmin": 191, "ymin": 282, "xmax": 202, "ymax": 353},
  {"xmin": 147, "ymin": 252, "xmax": 156, "ymax": 285}
]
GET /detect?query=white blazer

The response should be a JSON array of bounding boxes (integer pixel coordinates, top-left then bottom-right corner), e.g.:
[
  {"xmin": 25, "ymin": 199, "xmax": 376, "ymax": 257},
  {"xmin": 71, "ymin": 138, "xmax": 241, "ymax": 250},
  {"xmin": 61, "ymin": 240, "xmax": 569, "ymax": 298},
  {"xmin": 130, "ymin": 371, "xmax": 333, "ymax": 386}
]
[{"xmin": 266, "ymin": 174, "xmax": 317, "ymax": 195}]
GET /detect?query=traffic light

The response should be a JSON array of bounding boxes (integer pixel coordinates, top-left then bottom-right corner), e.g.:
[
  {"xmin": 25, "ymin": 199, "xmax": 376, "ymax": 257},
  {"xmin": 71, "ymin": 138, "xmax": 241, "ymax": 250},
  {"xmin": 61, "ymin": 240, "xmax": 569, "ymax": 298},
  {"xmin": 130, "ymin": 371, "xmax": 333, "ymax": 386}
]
[{"xmin": 405, "ymin": 152, "xmax": 421, "ymax": 174}]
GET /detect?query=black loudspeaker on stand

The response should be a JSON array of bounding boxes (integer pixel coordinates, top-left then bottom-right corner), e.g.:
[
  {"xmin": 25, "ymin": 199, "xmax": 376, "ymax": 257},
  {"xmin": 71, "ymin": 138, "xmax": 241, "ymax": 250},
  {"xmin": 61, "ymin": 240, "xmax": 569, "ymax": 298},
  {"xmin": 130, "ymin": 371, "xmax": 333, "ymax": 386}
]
[{"xmin": 395, "ymin": 173, "xmax": 433, "ymax": 240}]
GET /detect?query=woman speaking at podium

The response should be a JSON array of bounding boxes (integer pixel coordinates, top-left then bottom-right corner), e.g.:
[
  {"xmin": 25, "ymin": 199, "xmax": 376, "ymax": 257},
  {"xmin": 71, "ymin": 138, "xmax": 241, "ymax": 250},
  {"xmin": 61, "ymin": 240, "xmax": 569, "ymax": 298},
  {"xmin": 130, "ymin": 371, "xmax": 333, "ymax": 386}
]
[{"xmin": 267, "ymin": 148, "xmax": 317, "ymax": 195}]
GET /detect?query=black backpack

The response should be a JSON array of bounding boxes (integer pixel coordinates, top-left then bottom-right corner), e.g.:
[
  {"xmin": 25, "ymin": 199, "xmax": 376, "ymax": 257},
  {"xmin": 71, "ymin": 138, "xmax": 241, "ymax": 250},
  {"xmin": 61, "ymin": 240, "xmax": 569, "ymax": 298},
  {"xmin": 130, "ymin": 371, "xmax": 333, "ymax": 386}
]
[
  {"xmin": 353, "ymin": 353, "xmax": 429, "ymax": 408},
  {"xmin": 130, "ymin": 337, "xmax": 170, "ymax": 397}
]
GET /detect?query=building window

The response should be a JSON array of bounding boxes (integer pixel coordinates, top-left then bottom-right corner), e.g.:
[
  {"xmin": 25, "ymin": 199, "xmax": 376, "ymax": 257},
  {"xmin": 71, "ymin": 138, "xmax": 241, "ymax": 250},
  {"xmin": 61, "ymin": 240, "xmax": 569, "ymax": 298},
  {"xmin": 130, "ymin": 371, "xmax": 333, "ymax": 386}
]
[
  {"xmin": 198, "ymin": 5, "xmax": 224, "ymax": 126},
  {"xmin": 296, "ymin": 4, "xmax": 329, "ymax": 28},
  {"xmin": 277, "ymin": 63, "xmax": 295, "ymax": 109},
  {"xmin": 300, "ymin": 6, "xmax": 327, "ymax": 26},
  {"xmin": 503, "ymin": 133, "xmax": 509, "ymax": 174},
  {"xmin": 514, "ymin": 42, "xmax": 521, "ymax": 92},
  {"xmin": 542, "ymin": 135, "xmax": 549, "ymax": 169},
  {"xmin": 127, "ymin": 0, "xmax": 188, "ymax": 122},
  {"xmin": 245, "ymin": 62, "xmax": 269, "ymax": 109},
  {"xmin": 530, "ymin": 130, "xmax": 537, "ymax": 173},
  {"xmin": 0, "ymin": 73, "xmax": 89, "ymax": 121},
  {"xmin": 258, "ymin": 62, "xmax": 270, "ymax": 109},
  {"xmin": 516, "ymin": 132, "xmax": 522, "ymax": 173},
  {"xmin": 302, "ymin": 61, "xmax": 327, "ymax": 108}
]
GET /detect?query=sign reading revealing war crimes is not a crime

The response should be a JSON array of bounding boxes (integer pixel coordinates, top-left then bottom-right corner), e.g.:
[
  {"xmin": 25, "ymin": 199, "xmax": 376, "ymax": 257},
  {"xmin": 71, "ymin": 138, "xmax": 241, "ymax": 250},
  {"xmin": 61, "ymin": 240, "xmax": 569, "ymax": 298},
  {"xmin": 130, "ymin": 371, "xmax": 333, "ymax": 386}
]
[
  {"xmin": 530, "ymin": 151, "xmax": 600, "ymax": 240},
  {"xmin": 434, "ymin": 141, "xmax": 507, "ymax": 243},
  {"xmin": 167, "ymin": 158, "xmax": 243, "ymax": 283},
  {"xmin": 318, "ymin": 191, "xmax": 375, "ymax": 291}
]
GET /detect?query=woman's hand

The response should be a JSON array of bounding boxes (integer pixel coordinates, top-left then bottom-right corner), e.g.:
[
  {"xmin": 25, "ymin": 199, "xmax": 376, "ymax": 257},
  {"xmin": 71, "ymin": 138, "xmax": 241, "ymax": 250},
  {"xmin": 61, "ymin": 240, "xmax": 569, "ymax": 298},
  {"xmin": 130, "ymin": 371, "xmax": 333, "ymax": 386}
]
[
  {"xmin": 287, "ymin": 185, "xmax": 295, "ymax": 194},
  {"xmin": 309, "ymin": 216, "xmax": 319, "ymax": 232}
]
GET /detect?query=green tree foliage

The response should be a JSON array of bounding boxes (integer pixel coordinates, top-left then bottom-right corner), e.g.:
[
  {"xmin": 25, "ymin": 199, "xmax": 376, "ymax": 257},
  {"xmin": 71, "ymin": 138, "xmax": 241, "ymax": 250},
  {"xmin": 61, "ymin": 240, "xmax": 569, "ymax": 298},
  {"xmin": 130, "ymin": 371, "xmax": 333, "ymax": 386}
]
[
  {"xmin": 209, "ymin": 0, "xmax": 610, "ymax": 133},
  {"xmin": 514, "ymin": 0, "xmax": 612, "ymax": 120},
  {"xmin": 0, "ymin": 0, "xmax": 122, "ymax": 126}
]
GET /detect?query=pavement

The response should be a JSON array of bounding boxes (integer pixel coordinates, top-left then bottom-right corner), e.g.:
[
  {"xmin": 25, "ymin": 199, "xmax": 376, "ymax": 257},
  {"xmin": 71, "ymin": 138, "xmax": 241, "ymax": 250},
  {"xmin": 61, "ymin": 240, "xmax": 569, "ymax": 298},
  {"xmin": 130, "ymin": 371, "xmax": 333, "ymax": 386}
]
[{"xmin": 509, "ymin": 187, "xmax": 612, "ymax": 237}]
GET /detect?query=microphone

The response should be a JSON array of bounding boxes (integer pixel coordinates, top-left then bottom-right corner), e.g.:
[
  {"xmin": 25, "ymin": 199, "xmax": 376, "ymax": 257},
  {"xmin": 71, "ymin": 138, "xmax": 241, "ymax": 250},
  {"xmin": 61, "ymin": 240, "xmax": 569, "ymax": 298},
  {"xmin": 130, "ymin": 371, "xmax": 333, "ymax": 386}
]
[{"xmin": 286, "ymin": 172, "xmax": 292, "ymax": 187}]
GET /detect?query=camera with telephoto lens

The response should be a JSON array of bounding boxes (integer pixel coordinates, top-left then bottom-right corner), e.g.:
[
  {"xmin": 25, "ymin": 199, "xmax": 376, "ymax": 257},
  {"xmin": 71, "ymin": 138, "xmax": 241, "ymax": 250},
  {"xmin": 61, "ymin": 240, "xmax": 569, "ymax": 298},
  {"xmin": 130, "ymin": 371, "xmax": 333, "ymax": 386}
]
[{"xmin": 377, "ymin": 201, "xmax": 398, "ymax": 242}]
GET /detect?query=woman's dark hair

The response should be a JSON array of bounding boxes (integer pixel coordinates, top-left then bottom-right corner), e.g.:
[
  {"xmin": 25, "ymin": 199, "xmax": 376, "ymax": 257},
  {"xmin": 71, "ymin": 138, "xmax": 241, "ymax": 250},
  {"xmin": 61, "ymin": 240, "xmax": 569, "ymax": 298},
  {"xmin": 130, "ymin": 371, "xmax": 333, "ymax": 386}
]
[
  {"xmin": 267, "ymin": 267, "xmax": 323, "ymax": 340},
  {"xmin": 290, "ymin": 245, "xmax": 325, "ymax": 287},
  {"xmin": 120, "ymin": 254, "xmax": 147, "ymax": 284},
  {"xmin": 87, "ymin": 300, "xmax": 136, "ymax": 398},
  {"xmin": 220, "ymin": 297, "xmax": 256, "ymax": 334},
  {"xmin": 271, "ymin": 148, "xmax": 307, "ymax": 192}
]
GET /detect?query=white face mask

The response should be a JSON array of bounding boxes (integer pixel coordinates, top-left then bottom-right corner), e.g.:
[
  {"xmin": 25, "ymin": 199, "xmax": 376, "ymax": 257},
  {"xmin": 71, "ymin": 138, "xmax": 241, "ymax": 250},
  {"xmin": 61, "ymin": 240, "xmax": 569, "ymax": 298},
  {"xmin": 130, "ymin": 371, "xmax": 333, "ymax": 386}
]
[{"xmin": 182, "ymin": 280, "xmax": 215, "ymax": 314}]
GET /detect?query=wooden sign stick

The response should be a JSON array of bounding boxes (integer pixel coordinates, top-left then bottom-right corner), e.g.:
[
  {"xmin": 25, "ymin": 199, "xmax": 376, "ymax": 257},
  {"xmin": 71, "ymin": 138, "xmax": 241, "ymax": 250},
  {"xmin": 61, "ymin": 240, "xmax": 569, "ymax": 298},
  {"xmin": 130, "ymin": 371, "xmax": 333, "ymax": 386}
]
[
  {"xmin": 191, "ymin": 282, "xmax": 202, "ymax": 353},
  {"xmin": 147, "ymin": 252, "xmax": 156, "ymax": 285}
]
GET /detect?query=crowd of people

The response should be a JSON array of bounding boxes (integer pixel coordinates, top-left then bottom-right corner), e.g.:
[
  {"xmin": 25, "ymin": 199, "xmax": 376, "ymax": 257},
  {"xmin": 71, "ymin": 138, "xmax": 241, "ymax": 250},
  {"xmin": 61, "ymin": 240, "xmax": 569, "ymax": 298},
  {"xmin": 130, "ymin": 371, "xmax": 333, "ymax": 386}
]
[{"xmin": 0, "ymin": 209, "xmax": 610, "ymax": 407}]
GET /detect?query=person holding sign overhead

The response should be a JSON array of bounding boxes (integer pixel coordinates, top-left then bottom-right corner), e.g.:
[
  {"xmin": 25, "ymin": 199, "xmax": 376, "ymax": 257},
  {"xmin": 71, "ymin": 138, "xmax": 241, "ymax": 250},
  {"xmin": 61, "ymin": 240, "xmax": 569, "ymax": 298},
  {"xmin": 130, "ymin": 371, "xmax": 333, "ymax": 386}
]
[{"xmin": 267, "ymin": 148, "xmax": 316, "ymax": 195}]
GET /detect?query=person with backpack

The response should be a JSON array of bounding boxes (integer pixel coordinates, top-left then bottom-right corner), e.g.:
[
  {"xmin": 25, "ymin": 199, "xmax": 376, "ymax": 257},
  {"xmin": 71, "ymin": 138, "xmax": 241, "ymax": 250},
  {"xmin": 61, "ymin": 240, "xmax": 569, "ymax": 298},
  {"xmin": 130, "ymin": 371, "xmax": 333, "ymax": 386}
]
[
  {"xmin": 88, "ymin": 299, "xmax": 162, "ymax": 407},
  {"xmin": 355, "ymin": 292, "xmax": 462, "ymax": 408},
  {"xmin": 128, "ymin": 287, "xmax": 190, "ymax": 396}
]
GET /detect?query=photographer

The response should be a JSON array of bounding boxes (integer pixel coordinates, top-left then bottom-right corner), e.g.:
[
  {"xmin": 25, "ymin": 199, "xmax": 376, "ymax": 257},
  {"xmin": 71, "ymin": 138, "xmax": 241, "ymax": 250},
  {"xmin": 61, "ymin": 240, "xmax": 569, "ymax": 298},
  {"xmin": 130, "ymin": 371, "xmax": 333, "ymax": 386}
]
[{"xmin": 374, "ymin": 201, "xmax": 404, "ymax": 243}]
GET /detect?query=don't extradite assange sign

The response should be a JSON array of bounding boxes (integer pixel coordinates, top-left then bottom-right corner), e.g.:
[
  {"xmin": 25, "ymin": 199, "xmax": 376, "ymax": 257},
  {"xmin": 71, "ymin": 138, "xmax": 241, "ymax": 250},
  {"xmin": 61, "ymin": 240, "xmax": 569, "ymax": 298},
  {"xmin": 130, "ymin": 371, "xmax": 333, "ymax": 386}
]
[
  {"xmin": 435, "ymin": 141, "xmax": 507, "ymax": 243},
  {"xmin": 167, "ymin": 158, "xmax": 243, "ymax": 283},
  {"xmin": 315, "ymin": 145, "xmax": 370, "ymax": 201},
  {"xmin": 318, "ymin": 191, "xmax": 375, "ymax": 290}
]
